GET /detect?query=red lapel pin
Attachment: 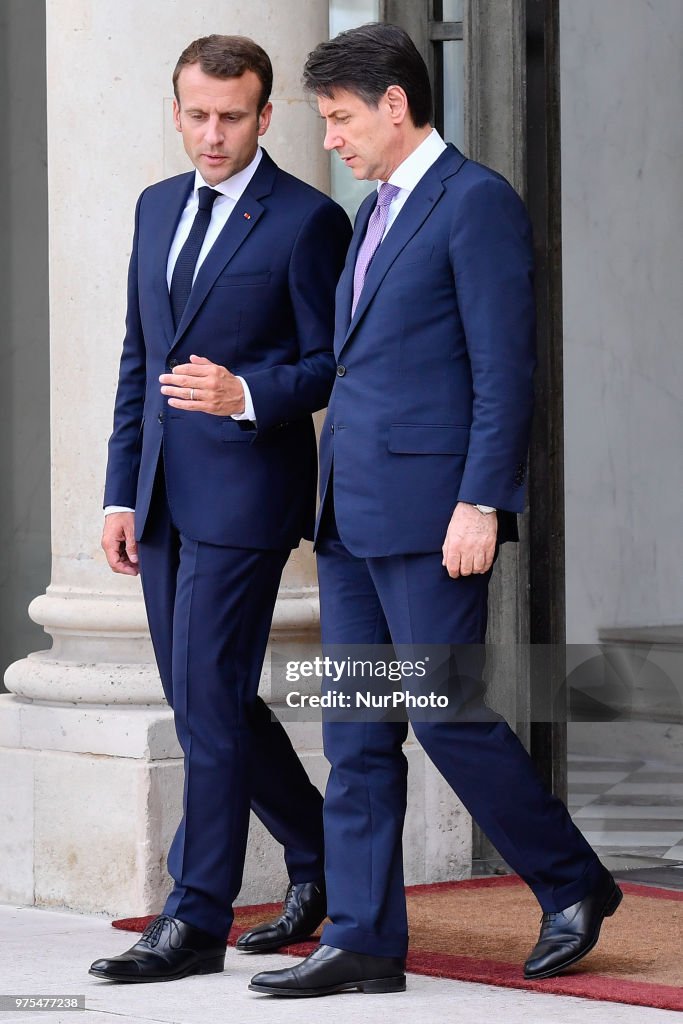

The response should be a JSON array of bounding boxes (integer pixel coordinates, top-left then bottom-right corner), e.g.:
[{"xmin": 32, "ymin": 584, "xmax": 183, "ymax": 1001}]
[{"xmin": 244, "ymin": 212, "xmax": 251, "ymax": 220}]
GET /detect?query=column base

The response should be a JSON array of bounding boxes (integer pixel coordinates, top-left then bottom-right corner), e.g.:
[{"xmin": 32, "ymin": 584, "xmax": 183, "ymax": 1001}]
[
  {"xmin": 0, "ymin": 696, "xmax": 471, "ymax": 915},
  {"xmin": 0, "ymin": 695, "xmax": 182, "ymax": 914}
]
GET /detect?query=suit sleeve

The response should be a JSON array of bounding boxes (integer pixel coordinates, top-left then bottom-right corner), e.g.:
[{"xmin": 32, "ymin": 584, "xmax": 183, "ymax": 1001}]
[
  {"xmin": 103, "ymin": 190, "xmax": 147, "ymax": 509},
  {"xmin": 449, "ymin": 176, "xmax": 536, "ymax": 513},
  {"xmin": 240, "ymin": 199, "xmax": 352, "ymax": 432}
]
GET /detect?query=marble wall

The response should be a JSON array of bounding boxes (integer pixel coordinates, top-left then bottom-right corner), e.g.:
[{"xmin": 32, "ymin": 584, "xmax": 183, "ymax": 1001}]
[{"xmin": 561, "ymin": 0, "xmax": 683, "ymax": 642}]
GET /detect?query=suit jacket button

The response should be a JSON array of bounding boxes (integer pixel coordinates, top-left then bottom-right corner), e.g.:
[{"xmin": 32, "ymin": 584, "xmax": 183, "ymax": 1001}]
[
  {"xmin": 158, "ymin": 412, "xmax": 164, "ymax": 424},
  {"xmin": 330, "ymin": 424, "xmax": 335, "ymax": 433},
  {"xmin": 336, "ymin": 365, "xmax": 346, "ymax": 377}
]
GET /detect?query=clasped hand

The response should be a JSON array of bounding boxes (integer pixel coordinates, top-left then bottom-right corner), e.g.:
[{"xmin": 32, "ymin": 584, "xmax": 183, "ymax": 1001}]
[{"xmin": 159, "ymin": 354, "xmax": 245, "ymax": 416}]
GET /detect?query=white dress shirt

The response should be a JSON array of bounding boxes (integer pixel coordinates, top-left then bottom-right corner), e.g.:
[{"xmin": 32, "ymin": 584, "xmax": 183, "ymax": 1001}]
[
  {"xmin": 381, "ymin": 128, "xmax": 447, "ymax": 238},
  {"xmin": 105, "ymin": 150, "xmax": 263, "ymax": 516},
  {"xmin": 165, "ymin": 148, "xmax": 263, "ymax": 291}
]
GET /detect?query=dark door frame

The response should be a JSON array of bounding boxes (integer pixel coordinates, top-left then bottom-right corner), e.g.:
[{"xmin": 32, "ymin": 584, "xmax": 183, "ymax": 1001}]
[
  {"xmin": 525, "ymin": 0, "xmax": 566, "ymax": 800},
  {"xmin": 380, "ymin": 0, "xmax": 567, "ymax": 804}
]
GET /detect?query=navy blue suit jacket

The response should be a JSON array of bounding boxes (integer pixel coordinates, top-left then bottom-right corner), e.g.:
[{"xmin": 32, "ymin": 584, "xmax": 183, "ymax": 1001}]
[
  {"xmin": 318, "ymin": 144, "xmax": 536, "ymax": 556},
  {"xmin": 104, "ymin": 150, "xmax": 351, "ymax": 549}
]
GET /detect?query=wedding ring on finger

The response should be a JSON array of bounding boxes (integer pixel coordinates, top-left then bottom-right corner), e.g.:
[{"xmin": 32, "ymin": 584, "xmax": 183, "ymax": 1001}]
[{"xmin": 189, "ymin": 388, "xmax": 195, "ymax": 402}]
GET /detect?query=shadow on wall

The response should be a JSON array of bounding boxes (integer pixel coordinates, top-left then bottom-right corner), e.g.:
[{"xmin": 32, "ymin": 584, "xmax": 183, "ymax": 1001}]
[{"xmin": 0, "ymin": 0, "xmax": 51, "ymax": 688}]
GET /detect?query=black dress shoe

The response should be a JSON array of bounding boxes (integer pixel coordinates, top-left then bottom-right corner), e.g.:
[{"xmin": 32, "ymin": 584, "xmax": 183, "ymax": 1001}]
[
  {"xmin": 524, "ymin": 873, "xmax": 623, "ymax": 980},
  {"xmin": 249, "ymin": 943, "xmax": 406, "ymax": 997},
  {"xmin": 236, "ymin": 881, "xmax": 326, "ymax": 953},
  {"xmin": 89, "ymin": 915, "xmax": 226, "ymax": 983}
]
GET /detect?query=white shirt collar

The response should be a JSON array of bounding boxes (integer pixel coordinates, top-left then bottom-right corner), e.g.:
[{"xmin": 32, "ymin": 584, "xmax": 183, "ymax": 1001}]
[
  {"xmin": 380, "ymin": 128, "xmax": 448, "ymax": 194},
  {"xmin": 193, "ymin": 146, "xmax": 263, "ymax": 200}
]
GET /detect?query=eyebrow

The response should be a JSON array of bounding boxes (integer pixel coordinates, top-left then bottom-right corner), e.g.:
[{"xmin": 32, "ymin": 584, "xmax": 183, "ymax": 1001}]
[{"xmin": 185, "ymin": 106, "xmax": 250, "ymax": 116}]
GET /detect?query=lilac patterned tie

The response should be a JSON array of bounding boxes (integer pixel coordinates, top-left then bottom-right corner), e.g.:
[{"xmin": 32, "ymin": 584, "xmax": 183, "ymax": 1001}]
[{"xmin": 352, "ymin": 182, "xmax": 401, "ymax": 316}]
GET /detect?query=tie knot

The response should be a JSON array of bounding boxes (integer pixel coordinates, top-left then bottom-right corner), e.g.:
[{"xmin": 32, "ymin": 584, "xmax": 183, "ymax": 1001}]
[
  {"xmin": 377, "ymin": 182, "xmax": 401, "ymax": 209},
  {"xmin": 197, "ymin": 186, "xmax": 220, "ymax": 212}
]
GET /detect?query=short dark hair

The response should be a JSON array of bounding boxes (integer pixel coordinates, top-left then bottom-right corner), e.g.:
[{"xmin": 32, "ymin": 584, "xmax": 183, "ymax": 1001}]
[
  {"xmin": 303, "ymin": 23, "xmax": 433, "ymax": 128},
  {"xmin": 173, "ymin": 34, "xmax": 273, "ymax": 113}
]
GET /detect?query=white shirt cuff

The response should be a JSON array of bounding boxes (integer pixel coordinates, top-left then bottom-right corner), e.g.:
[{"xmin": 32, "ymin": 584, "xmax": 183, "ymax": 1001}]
[
  {"xmin": 104, "ymin": 505, "xmax": 134, "ymax": 515},
  {"xmin": 231, "ymin": 376, "xmax": 256, "ymax": 422}
]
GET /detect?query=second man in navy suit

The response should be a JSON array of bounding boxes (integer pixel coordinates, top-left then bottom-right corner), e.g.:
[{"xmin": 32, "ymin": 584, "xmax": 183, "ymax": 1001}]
[
  {"xmin": 251, "ymin": 23, "xmax": 622, "ymax": 998},
  {"xmin": 91, "ymin": 35, "xmax": 351, "ymax": 983}
]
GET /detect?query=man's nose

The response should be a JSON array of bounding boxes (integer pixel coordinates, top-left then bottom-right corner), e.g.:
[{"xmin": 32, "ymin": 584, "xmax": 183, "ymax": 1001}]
[
  {"xmin": 323, "ymin": 126, "xmax": 342, "ymax": 151},
  {"xmin": 205, "ymin": 115, "xmax": 224, "ymax": 145}
]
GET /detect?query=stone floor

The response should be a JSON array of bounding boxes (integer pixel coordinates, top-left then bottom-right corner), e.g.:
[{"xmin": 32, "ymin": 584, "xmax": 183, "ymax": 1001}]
[
  {"xmin": 0, "ymin": 904, "xmax": 679, "ymax": 1024},
  {"xmin": 569, "ymin": 754, "xmax": 683, "ymax": 862},
  {"xmin": 3, "ymin": 753, "xmax": 681, "ymax": 1024}
]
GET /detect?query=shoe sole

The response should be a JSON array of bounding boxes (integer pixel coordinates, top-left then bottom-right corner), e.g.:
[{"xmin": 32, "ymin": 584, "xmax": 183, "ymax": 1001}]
[
  {"xmin": 524, "ymin": 884, "xmax": 623, "ymax": 981},
  {"xmin": 88, "ymin": 955, "xmax": 226, "ymax": 984},
  {"xmin": 236, "ymin": 933, "xmax": 317, "ymax": 954},
  {"xmin": 249, "ymin": 975, "xmax": 407, "ymax": 997}
]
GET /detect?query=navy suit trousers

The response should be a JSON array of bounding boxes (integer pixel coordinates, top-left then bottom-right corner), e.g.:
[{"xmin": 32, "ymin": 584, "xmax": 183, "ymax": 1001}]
[
  {"xmin": 317, "ymin": 505, "xmax": 606, "ymax": 959},
  {"xmin": 138, "ymin": 467, "xmax": 324, "ymax": 939}
]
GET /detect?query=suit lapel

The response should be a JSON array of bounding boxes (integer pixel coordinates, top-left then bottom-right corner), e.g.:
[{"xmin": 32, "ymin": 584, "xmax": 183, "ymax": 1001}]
[
  {"xmin": 147, "ymin": 173, "xmax": 194, "ymax": 348},
  {"xmin": 171, "ymin": 196, "xmax": 265, "ymax": 345},
  {"xmin": 339, "ymin": 144, "xmax": 467, "ymax": 353},
  {"xmin": 170, "ymin": 150, "xmax": 278, "ymax": 350},
  {"xmin": 333, "ymin": 192, "xmax": 376, "ymax": 357}
]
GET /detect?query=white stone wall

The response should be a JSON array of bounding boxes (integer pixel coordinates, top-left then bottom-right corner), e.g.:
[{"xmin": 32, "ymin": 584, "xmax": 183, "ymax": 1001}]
[{"xmin": 561, "ymin": 0, "xmax": 683, "ymax": 642}]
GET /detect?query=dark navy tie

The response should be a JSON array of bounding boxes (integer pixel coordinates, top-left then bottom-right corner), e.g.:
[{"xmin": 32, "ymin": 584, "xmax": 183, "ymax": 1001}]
[{"xmin": 170, "ymin": 186, "xmax": 220, "ymax": 329}]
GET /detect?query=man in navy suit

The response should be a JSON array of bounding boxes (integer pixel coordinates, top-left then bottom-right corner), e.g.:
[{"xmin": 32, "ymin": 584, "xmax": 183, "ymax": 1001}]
[
  {"xmin": 90, "ymin": 35, "xmax": 351, "ymax": 983},
  {"xmin": 251, "ymin": 24, "xmax": 621, "ymax": 998}
]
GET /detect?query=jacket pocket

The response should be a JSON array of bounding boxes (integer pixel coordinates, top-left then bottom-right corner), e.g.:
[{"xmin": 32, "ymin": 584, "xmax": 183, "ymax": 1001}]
[
  {"xmin": 388, "ymin": 423, "xmax": 470, "ymax": 455},
  {"xmin": 222, "ymin": 419, "xmax": 257, "ymax": 443},
  {"xmin": 398, "ymin": 245, "xmax": 434, "ymax": 266},
  {"xmin": 213, "ymin": 271, "xmax": 271, "ymax": 288}
]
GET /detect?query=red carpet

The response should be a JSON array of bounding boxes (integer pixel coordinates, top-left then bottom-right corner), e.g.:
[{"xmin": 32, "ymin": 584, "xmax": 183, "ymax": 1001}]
[{"xmin": 113, "ymin": 875, "xmax": 683, "ymax": 1011}]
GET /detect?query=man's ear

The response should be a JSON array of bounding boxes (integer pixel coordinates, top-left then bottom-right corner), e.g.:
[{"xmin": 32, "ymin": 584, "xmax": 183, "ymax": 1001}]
[
  {"xmin": 385, "ymin": 85, "xmax": 409, "ymax": 124},
  {"xmin": 172, "ymin": 96, "xmax": 182, "ymax": 133},
  {"xmin": 258, "ymin": 101, "xmax": 273, "ymax": 137}
]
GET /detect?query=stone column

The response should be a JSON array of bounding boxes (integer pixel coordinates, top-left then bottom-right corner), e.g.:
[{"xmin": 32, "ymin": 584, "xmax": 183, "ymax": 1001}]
[{"xmin": 0, "ymin": 0, "xmax": 331, "ymax": 916}]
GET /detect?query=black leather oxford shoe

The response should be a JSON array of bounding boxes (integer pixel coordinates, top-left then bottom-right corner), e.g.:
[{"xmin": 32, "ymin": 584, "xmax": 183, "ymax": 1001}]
[
  {"xmin": 249, "ymin": 943, "xmax": 406, "ymax": 997},
  {"xmin": 524, "ymin": 873, "xmax": 623, "ymax": 980},
  {"xmin": 89, "ymin": 914, "xmax": 226, "ymax": 983},
  {"xmin": 236, "ymin": 880, "xmax": 326, "ymax": 953}
]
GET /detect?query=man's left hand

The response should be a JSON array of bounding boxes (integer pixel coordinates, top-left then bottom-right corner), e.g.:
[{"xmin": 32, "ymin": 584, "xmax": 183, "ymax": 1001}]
[
  {"xmin": 442, "ymin": 502, "xmax": 497, "ymax": 579},
  {"xmin": 159, "ymin": 354, "xmax": 245, "ymax": 416}
]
